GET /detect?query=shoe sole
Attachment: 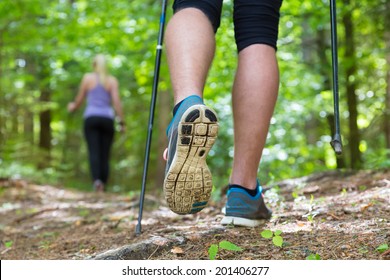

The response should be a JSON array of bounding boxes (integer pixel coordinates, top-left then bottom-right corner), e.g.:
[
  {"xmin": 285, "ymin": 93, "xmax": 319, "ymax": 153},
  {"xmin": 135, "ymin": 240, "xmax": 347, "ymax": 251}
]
[
  {"xmin": 220, "ymin": 216, "xmax": 266, "ymax": 227},
  {"xmin": 164, "ymin": 104, "xmax": 219, "ymax": 215}
]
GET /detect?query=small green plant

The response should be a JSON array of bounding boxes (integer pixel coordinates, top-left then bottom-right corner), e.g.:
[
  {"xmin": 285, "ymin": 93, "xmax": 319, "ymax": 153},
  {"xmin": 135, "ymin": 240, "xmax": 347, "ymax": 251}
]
[
  {"xmin": 358, "ymin": 185, "xmax": 367, "ymax": 192},
  {"xmin": 301, "ymin": 194, "xmax": 320, "ymax": 222},
  {"xmin": 376, "ymin": 244, "xmax": 388, "ymax": 253},
  {"xmin": 5, "ymin": 241, "xmax": 13, "ymax": 248},
  {"xmin": 260, "ymin": 229, "xmax": 283, "ymax": 248},
  {"xmin": 306, "ymin": 214, "xmax": 315, "ymax": 222},
  {"xmin": 358, "ymin": 246, "xmax": 369, "ymax": 254},
  {"xmin": 208, "ymin": 240, "xmax": 242, "ymax": 260},
  {"xmin": 78, "ymin": 208, "xmax": 90, "ymax": 217},
  {"xmin": 309, "ymin": 194, "xmax": 314, "ymax": 205},
  {"xmin": 306, "ymin": 253, "xmax": 321, "ymax": 260},
  {"xmin": 39, "ymin": 240, "xmax": 52, "ymax": 250}
]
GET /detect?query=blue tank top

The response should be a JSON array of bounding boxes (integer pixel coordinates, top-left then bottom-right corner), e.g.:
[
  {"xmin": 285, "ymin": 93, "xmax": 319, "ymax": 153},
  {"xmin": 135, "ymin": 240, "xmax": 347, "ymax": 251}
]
[{"xmin": 83, "ymin": 76, "xmax": 115, "ymax": 119}]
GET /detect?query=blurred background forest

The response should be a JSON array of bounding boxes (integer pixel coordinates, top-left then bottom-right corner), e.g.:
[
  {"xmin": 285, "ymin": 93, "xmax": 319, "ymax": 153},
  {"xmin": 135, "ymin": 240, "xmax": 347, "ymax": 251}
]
[{"xmin": 0, "ymin": 0, "xmax": 389, "ymax": 195}]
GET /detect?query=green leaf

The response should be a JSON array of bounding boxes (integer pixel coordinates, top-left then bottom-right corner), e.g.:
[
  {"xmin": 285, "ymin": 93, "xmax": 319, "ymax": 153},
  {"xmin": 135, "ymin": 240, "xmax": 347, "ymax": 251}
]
[
  {"xmin": 5, "ymin": 241, "xmax": 13, "ymax": 248},
  {"xmin": 358, "ymin": 185, "xmax": 367, "ymax": 191},
  {"xmin": 261, "ymin": 230, "xmax": 273, "ymax": 239},
  {"xmin": 274, "ymin": 230, "xmax": 282, "ymax": 236},
  {"xmin": 208, "ymin": 244, "xmax": 218, "ymax": 260},
  {"xmin": 306, "ymin": 254, "xmax": 321, "ymax": 260},
  {"xmin": 376, "ymin": 244, "xmax": 389, "ymax": 253},
  {"xmin": 272, "ymin": 236, "xmax": 283, "ymax": 247},
  {"xmin": 219, "ymin": 240, "xmax": 242, "ymax": 251}
]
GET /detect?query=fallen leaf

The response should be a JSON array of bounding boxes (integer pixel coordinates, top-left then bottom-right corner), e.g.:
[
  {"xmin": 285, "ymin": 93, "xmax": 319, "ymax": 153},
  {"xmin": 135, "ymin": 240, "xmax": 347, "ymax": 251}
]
[
  {"xmin": 381, "ymin": 250, "xmax": 390, "ymax": 257},
  {"xmin": 171, "ymin": 247, "xmax": 184, "ymax": 254},
  {"xmin": 361, "ymin": 203, "xmax": 373, "ymax": 212},
  {"xmin": 328, "ymin": 213, "xmax": 341, "ymax": 220},
  {"xmin": 152, "ymin": 238, "xmax": 168, "ymax": 246},
  {"xmin": 303, "ymin": 185, "xmax": 320, "ymax": 194},
  {"xmin": 297, "ymin": 221, "xmax": 306, "ymax": 227},
  {"xmin": 186, "ymin": 234, "xmax": 200, "ymax": 241}
]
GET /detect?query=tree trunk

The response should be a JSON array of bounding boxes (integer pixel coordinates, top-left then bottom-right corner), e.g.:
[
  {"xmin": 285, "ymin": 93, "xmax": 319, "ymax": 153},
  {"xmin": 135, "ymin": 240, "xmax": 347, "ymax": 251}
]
[
  {"xmin": 38, "ymin": 60, "xmax": 52, "ymax": 168},
  {"xmin": 384, "ymin": 0, "xmax": 390, "ymax": 156},
  {"xmin": 342, "ymin": 0, "xmax": 362, "ymax": 169},
  {"xmin": 39, "ymin": 89, "xmax": 51, "ymax": 149},
  {"xmin": 24, "ymin": 110, "xmax": 34, "ymax": 145}
]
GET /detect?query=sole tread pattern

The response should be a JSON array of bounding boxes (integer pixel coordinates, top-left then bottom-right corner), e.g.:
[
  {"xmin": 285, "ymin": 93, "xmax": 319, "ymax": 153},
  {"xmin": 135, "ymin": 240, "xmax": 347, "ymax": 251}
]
[{"xmin": 164, "ymin": 105, "xmax": 218, "ymax": 215}]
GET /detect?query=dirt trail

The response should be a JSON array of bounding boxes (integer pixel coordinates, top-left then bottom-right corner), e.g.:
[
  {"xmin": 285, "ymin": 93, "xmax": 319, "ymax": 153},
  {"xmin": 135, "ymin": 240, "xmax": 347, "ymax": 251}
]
[{"xmin": 0, "ymin": 169, "xmax": 389, "ymax": 260}]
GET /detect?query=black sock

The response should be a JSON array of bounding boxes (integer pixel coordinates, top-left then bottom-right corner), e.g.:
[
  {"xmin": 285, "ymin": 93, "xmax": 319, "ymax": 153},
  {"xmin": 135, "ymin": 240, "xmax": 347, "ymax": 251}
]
[
  {"xmin": 173, "ymin": 100, "xmax": 184, "ymax": 116},
  {"xmin": 229, "ymin": 184, "xmax": 258, "ymax": 197}
]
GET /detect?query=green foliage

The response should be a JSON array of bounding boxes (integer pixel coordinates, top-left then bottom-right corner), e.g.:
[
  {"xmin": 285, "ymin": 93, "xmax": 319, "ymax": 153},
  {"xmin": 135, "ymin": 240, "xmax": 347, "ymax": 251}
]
[
  {"xmin": 358, "ymin": 185, "xmax": 367, "ymax": 192},
  {"xmin": 261, "ymin": 230, "xmax": 273, "ymax": 239},
  {"xmin": 261, "ymin": 229, "xmax": 284, "ymax": 248},
  {"xmin": 208, "ymin": 240, "xmax": 243, "ymax": 260},
  {"xmin": 5, "ymin": 241, "xmax": 13, "ymax": 248},
  {"xmin": 208, "ymin": 244, "xmax": 219, "ymax": 260},
  {"xmin": 218, "ymin": 240, "xmax": 242, "ymax": 251},
  {"xmin": 78, "ymin": 208, "xmax": 90, "ymax": 217},
  {"xmin": 0, "ymin": 162, "xmax": 60, "ymax": 185},
  {"xmin": 376, "ymin": 244, "xmax": 388, "ymax": 253},
  {"xmin": 272, "ymin": 236, "xmax": 284, "ymax": 248},
  {"xmin": 306, "ymin": 254, "xmax": 321, "ymax": 260},
  {"xmin": 0, "ymin": 0, "xmax": 389, "ymax": 194}
]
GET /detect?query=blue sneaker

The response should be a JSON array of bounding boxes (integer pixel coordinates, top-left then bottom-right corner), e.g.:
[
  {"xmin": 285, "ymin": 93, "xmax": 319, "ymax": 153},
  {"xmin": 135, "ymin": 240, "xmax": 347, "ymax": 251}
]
[
  {"xmin": 164, "ymin": 95, "xmax": 219, "ymax": 215},
  {"xmin": 221, "ymin": 182, "xmax": 272, "ymax": 227}
]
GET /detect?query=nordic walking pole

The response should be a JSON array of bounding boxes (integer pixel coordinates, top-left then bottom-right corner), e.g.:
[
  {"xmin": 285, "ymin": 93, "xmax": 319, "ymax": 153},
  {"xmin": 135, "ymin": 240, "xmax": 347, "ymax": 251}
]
[
  {"xmin": 329, "ymin": 0, "xmax": 343, "ymax": 155},
  {"xmin": 136, "ymin": 0, "xmax": 168, "ymax": 235}
]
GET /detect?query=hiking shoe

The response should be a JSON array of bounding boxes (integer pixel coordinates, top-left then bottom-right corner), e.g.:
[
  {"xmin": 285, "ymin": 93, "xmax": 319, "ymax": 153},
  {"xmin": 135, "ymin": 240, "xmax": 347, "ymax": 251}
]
[
  {"xmin": 93, "ymin": 179, "xmax": 104, "ymax": 193},
  {"xmin": 164, "ymin": 95, "xmax": 219, "ymax": 215},
  {"xmin": 221, "ymin": 182, "xmax": 272, "ymax": 227}
]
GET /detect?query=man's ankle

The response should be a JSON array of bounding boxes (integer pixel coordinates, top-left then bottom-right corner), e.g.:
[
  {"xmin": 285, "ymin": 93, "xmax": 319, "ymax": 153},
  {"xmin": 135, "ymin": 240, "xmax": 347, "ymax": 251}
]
[{"xmin": 229, "ymin": 184, "xmax": 258, "ymax": 197}]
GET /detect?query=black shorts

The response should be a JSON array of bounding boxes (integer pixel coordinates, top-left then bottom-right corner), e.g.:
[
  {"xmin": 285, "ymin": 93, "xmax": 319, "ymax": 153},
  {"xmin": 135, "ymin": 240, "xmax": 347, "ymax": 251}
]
[{"xmin": 173, "ymin": 0, "xmax": 282, "ymax": 52}]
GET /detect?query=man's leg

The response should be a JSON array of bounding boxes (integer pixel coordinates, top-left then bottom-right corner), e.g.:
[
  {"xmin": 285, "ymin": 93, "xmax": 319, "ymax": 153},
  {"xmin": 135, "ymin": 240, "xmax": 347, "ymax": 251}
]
[
  {"xmin": 163, "ymin": 2, "xmax": 221, "ymax": 215},
  {"xmin": 221, "ymin": 0, "xmax": 282, "ymax": 226},
  {"xmin": 165, "ymin": 8, "xmax": 215, "ymax": 104},
  {"xmin": 230, "ymin": 44, "xmax": 279, "ymax": 190}
]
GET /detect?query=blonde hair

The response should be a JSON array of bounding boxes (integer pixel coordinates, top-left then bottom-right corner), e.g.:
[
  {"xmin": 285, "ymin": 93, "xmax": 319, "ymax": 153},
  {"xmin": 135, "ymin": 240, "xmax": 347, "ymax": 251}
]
[{"xmin": 93, "ymin": 54, "xmax": 109, "ymax": 89}]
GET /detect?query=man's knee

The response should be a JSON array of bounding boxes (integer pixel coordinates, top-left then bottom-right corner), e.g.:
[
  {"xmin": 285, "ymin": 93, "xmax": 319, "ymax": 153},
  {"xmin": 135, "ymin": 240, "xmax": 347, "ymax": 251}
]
[
  {"xmin": 233, "ymin": 0, "xmax": 283, "ymax": 52},
  {"xmin": 173, "ymin": 0, "xmax": 223, "ymax": 32}
]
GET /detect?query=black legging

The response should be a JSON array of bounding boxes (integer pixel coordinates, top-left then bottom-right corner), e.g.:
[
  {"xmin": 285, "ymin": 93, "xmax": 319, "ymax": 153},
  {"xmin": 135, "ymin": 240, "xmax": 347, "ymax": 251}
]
[{"xmin": 84, "ymin": 116, "xmax": 114, "ymax": 184}]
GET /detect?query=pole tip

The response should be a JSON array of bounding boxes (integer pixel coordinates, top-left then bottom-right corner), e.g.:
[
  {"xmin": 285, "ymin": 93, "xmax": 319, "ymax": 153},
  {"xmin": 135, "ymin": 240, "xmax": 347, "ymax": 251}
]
[
  {"xmin": 135, "ymin": 223, "xmax": 142, "ymax": 236},
  {"xmin": 331, "ymin": 139, "xmax": 343, "ymax": 155}
]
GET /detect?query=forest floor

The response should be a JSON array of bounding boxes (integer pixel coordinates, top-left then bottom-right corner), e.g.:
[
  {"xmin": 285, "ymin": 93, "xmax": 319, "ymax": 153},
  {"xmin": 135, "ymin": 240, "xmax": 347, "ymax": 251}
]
[{"xmin": 0, "ymin": 169, "xmax": 389, "ymax": 260}]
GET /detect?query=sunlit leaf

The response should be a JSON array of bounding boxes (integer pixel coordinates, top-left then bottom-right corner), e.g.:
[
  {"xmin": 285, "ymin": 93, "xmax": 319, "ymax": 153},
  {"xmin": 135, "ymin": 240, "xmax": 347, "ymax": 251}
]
[
  {"xmin": 208, "ymin": 244, "xmax": 218, "ymax": 260},
  {"xmin": 306, "ymin": 254, "xmax": 321, "ymax": 260},
  {"xmin": 272, "ymin": 236, "xmax": 283, "ymax": 248},
  {"xmin": 219, "ymin": 240, "xmax": 242, "ymax": 251},
  {"xmin": 261, "ymin": 230, "xmax": 273, "ymax": 239},
  {"xmin": 274, "ymin": 230, "xmax": 283, "ymax": 236},
  {"xmin": 376, "ymin": 244, "xmax": 389, "ymax": 253}
]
